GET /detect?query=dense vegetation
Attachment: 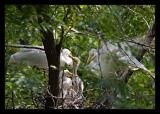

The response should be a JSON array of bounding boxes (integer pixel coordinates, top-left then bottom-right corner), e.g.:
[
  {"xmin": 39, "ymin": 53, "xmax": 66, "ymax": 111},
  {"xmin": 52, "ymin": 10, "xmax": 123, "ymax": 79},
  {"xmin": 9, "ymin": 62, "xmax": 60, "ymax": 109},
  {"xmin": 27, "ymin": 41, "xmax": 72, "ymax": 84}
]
[{"xmin": 5, "ymin": 5, "xmax": 155, "ymax": 109}]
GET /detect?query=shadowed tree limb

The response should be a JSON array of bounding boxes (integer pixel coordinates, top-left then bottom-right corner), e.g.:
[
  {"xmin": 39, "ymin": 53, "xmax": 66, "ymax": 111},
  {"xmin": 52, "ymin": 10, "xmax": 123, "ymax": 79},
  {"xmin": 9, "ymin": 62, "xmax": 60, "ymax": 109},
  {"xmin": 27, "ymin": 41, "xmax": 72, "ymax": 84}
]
[
  {"xmin": 5, "ymin": 44, "xmax": 44, "ymax": 51},
  {"xmin": 92, "ymin": 21, "xmax": 155, "ymax": 109},
  {"xmin": 40, "ymin": 26, "xmax": 60, "ymax": 109},
  {"xmin": 124, "ymin": 21, "xmax": 155, "ymax": 83},
  {"xmin": 35, "ymin": 5, "xmax": 61, "ymax": 109},
  {"xmin": 35, "ymin": 5, "xmax": 70, "ymax": 109}
]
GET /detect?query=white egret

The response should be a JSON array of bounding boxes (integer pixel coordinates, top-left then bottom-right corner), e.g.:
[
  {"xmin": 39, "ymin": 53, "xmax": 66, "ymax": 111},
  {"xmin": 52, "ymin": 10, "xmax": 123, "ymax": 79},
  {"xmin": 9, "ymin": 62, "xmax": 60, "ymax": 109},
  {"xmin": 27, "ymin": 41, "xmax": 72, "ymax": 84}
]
[
  {"xmin": 87, "ymin": 49, "xmax": 100, "ymax": 70},
  {"xmin": 118, "ymin": 55, "xmax": 155, "ymax": 79},
  {"xmin": 70, "ymin": 56, "xmax": 84, "ymax": 95},
  {"xmin": 9, "ymin": 47, "xmax": 73, "ymax": 69},
  {"xmin": 59, "ymin": 70, "xmax": 73, "ymax": 98},
  {"xmin": 87, "ymin": 47, "xmax": 121, "ymax": 79},
  {"xmin": 87, "ymin": 41, "xmax": 155, "ymax": 79},
  {"xmin": 60, "ymin": 49, "xmax": 73, "ymax": 68}
]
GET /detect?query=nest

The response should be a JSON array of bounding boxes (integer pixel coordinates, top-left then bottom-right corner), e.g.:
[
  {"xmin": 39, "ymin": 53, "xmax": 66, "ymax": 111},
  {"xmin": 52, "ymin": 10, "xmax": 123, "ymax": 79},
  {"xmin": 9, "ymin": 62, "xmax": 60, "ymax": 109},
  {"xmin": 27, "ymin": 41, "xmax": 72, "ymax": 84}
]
[
  {"xmin": 56, "ymin": 91, "xmax": 84, "ymax": 109},
  {"xmin": 33, "ymin": 89, "xmax": 84, "ymax": 109}
]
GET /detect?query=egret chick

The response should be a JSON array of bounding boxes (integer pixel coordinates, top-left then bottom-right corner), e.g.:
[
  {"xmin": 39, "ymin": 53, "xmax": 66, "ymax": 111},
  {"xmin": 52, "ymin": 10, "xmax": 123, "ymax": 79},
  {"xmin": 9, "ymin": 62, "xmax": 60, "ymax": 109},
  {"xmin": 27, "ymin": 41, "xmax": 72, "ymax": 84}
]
[
  {"xmin": 69, "ymin": 56, "xmax": 84, "ymax": 95},
  {"xmin": 59, "ymin": 70, "xmax": 73, "ymax": 98}
]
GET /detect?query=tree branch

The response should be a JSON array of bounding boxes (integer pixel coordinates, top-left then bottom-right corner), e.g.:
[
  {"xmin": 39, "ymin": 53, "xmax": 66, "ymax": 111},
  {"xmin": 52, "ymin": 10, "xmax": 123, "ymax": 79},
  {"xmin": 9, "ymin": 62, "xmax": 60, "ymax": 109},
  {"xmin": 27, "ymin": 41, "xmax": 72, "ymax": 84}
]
[
  {"xmin": 58, "ymin": 7, "xmax": 70, "ymax": 48},
  {"xmin": 119, "ymin": 39, "xmax": 155, "ymax": 50},
  {"xmin": 137, "ymin": 21, "xmax": 155, "ymax": 61},
  {"xmin": 5, "ymin": 44, "xmax": 44, "ymax": 51},
  {"xmin": 58, "ymin": 25, "xmax": 64, "ymax": 48},
  {"xmin": 126, "ymin": 6, "xmax": 150, "ymax": 29},
  {"xmin": 124, "ymin": 21, "xmax": 155, "ymax": 83}
]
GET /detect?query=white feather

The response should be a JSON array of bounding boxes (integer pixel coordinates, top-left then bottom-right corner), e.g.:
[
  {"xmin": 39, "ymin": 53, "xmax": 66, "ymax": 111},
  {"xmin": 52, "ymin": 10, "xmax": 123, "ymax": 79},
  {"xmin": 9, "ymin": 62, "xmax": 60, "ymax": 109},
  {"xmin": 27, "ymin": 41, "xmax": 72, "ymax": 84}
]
[{"xmin": 9, "ymin": 47, "xmax": 73, "ymax": 69}]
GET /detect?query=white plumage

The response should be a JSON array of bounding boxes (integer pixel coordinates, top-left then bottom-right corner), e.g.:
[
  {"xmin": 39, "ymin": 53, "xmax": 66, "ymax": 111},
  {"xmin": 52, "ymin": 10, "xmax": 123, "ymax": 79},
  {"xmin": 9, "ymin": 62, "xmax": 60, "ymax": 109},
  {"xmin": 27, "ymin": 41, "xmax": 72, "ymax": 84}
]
[
  {"xmin": 9, "ymin": 46, "xmax": 73, "ymax": 69},
  {"xmin": 87, "ymin": 49, "xmax": 101, "ymax": 77},
  {"xmin": 60, "ymin": 49, "xmax": 73, "ymax": 67},
  {"xmin": 71, "ymin": 56, "xmax": 84, "ymax": 95},
  {"xmin": 59, "ymin": 70, "xmax": 73, "ymax": 98},
  {"xmin": 87, "ymin": 48, "xmax": 119, "ymax": 79},
  {"xmin": 118, "ymin": 55, "xmax": 155, "ymax": 78},
  {"xmin": 87, "ymin": 41, "xmax": 154, "ymax": 79}
]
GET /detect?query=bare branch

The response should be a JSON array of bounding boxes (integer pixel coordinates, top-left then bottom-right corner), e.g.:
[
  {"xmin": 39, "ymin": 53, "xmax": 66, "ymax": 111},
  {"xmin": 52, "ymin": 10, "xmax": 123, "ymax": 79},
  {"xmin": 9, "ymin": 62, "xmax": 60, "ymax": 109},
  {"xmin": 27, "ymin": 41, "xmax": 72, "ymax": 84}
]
[
  {"xmin": 137, "ymin": 21, "xmax": 155, "ymax": 61},
  {"xmin": 31, "ymin": 90, "xmax": 39, "ymax": 109},
  {"xmin": 47, "ymin": 87, "xmax": 73, "ymax": 100},
  {"xmin": 5, "ymin": 44, "xmax": 44, "ymax": 51},
  {"xmin": 58, "ymin": 7, "xmax": 70, "ymax": 47},
  {"xmin": 61, "ymin": 69, "xmax": 65, "ymax": 109},
  {"xmin": 118, "ymin": 45, "xmax": 138, "ymax": 68},
  {"xmin": 118, "ymin": 38, "xmax": 155, "ymax": 49},
  {"xmin": 124, "ymin": 21, "xmax": 155, "ymax": 83},
  {"xmin": 59, "ymin": 27, "xmax": 155, "ymax": 50},
  {"xmin": 118, "ymin": 43, "xmax": 155, "ymax": 80}
]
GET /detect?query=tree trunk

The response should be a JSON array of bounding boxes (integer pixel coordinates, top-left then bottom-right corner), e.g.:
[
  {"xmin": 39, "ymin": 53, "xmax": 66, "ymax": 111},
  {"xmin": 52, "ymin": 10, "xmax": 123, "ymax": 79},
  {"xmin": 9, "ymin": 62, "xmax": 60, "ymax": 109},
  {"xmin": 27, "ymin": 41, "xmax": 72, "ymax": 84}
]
[
  {"xmin": 35, "ymin": 5, "xmax": 61, "ymax": 109},
  {"xmin": 41, "ymin": 29, "xmax": 61, "ymax": 109}
]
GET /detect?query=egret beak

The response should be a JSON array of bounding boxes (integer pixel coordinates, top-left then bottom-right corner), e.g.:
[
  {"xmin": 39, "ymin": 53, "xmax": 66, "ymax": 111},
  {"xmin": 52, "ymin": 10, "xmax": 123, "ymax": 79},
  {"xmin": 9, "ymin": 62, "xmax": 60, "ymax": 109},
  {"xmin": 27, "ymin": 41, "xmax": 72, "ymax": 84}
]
[
  {"xmin": 65, "ymin": 70, "xmax": 73, "ymax": 78},
  {"xmin": 68, "ymin": 54, "xmax": 77, "ymax": 64},
  {"xmin": 68, "ymin": 54, "xmax": 74, "ymax": 59},
  {"xmin": 87, "ymin": 54, "xmax": 96, "ymax": 64}
]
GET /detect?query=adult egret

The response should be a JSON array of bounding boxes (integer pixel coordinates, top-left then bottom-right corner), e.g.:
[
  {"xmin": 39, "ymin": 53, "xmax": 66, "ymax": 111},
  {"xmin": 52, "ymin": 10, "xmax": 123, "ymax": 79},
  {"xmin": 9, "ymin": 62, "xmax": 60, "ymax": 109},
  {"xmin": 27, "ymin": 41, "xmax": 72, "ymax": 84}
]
[
  {"xmin": 87, "ymin": 47, "xmax": 121, "ymax": 79},
  {"xmin": 118, "ymin": 55, "xmax": 155, "ymax": 79},
  {"xmin": 9, "ymin": 47, "xmax": 73, "ymax": 69},
  {"xmin": 87, "ymin": 49, "xmax": 100, "ymax": 70},
  {"xmin": 87, "ymin": 41, "xmax": 155, "ymax": 79}
]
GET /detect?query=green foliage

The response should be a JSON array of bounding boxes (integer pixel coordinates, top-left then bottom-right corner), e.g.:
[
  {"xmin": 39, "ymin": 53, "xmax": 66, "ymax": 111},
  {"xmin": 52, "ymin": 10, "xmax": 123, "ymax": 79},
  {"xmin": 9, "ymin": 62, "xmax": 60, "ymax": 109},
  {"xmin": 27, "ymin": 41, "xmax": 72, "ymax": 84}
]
[
  {"xmin": 5, "ymin": 63, "xmax": 47, "ymax": 109},
  {"xmin": 113, "ymin": 71, "xmax": 155, "ymax": 109},
  {"xmin": 5, "ymin": 5, "xmax": 155, "ymax": 109}
]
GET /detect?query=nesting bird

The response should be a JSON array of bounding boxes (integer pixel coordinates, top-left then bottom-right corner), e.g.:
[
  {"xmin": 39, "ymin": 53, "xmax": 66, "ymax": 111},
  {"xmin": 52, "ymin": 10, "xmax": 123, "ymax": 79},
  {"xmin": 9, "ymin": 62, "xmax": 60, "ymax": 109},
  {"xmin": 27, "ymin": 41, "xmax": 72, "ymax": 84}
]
[
  {"xmin": 69, "ymin": 56, "xmax": 84, "ymax": 95},
  {"xmin": 58, "ymin": 56, "xmax": 84, "ymax": 109},
  {"xmin": 9, "ymin": 47, "xmax": 74, "ymax": 69},
  {"xmin": 87, "ymin": 41, "xmax": 155, "ymax": 79},
  {"xmin": 59, "ymin": 70, "xmax": 73, "ymax": 98},
  {"xmin": 8, "ymin": 44, "xmax": 85, "ymax": 108}
]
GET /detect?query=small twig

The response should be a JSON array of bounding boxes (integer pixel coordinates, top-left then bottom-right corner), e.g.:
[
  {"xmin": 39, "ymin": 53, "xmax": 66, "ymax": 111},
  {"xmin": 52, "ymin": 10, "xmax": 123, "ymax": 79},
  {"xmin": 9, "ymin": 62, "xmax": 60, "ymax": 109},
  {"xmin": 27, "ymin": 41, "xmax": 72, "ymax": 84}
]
[
  {"xmin": 62, "ymin": 27, "xmax": 155, "ymax": 50},
  {"xmin": 97, "ymin": 33, "xmax": 103, "ymax": 80},
  {"xmin": 119, "ymin": 38, "xmax": 155, "ymax": 49},
  {"xmin": 61, "ymin": 69, "xmax": 64, "ymax": 109},
  {"xmin": 31, "ymin": 90, "xmax": 39, "ymax": 109},
  {"xmin": 126, "ymin": 7, "xmax": 150, "ymax": 29},
  {"xmin": 118, "ymin": 44, "xmax": 138, "ymax": 68},
  {"xmin": 124, "ymin": 21, "xmax": 155, "ymax": 83},
  {"xmin": 47, "ymin": 86, "xmax": 56, "ymax": 108},
  {"xmin": 118, "ymin": 43, "xmax": 155, "ymax": 80},
  {"xmin": 47, "ymin": 87, "xmax": 64, "ymax": 99},
  {"xmin": 11, "ymin": 91, "xmax": 15, "ymax": 109}
]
